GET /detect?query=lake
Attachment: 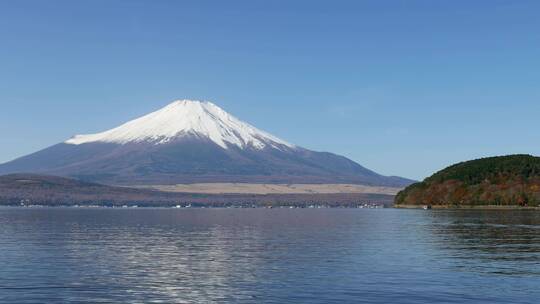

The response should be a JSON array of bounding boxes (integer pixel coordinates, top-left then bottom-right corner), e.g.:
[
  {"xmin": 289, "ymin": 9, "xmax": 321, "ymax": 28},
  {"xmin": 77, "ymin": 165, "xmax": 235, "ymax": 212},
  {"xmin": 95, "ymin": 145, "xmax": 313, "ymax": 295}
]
[{"xmin": 0, "ymin": 207, "xmax": 539, "ymax": 303}]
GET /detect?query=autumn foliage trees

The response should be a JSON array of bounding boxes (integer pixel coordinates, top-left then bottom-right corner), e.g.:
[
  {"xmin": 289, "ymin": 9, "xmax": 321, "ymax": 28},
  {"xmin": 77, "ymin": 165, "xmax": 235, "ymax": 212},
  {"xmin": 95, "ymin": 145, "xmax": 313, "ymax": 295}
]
[{"xmin": 395, "ymin": 155, "xmax": 540, "ymax": 206}]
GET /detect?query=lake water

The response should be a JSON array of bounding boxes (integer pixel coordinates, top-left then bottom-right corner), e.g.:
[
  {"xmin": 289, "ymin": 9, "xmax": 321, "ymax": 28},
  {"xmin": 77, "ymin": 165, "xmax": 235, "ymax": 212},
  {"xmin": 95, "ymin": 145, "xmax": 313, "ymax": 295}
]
[{"xmin": 0, "ymin": 208, "xmax": 539, "ymax": 303}]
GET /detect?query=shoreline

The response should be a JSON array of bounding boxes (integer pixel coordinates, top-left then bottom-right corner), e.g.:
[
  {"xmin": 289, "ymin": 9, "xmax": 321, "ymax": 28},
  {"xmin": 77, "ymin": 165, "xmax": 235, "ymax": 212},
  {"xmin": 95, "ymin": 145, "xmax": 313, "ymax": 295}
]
[{"xmin": 394, "ymin": 204, "xmax": 540, "ymax": 210}]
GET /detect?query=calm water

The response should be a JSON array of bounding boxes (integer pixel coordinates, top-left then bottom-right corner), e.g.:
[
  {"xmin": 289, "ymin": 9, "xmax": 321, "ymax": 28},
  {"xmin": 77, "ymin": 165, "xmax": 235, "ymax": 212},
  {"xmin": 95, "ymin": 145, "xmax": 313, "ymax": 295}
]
[{"xmin": 0, "ymin": 208, "xmax": 539, "ymax": 303}]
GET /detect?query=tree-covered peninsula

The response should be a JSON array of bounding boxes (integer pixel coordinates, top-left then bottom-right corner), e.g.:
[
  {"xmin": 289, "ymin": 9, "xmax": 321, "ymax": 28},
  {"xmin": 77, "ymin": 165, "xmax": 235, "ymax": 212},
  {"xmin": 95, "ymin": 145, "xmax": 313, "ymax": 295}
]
[{"xmin": 395, "ymin": 155, "xmax": 540, "ymax": 207}]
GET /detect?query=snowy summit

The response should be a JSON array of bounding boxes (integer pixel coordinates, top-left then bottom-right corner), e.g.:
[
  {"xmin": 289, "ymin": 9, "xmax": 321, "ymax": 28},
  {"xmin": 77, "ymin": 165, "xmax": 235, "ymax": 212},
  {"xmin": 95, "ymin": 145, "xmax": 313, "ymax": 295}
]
[{"xmin": 65, "ymin": 99, "xmax": 295, "ymax": 150}]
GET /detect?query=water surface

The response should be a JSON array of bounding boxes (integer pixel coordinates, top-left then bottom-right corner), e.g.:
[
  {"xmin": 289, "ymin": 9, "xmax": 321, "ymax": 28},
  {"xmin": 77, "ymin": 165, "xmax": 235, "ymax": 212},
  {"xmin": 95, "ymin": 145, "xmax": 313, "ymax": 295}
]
[{"xmin": 0, "ymin": 208, "xmax": 539, "ymax": 303}]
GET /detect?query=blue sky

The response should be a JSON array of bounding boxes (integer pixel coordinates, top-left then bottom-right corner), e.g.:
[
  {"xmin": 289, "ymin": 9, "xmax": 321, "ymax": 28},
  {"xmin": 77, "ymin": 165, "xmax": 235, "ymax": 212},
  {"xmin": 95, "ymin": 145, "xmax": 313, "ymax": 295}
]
[{"xmin": 1, "ymin": 0, "xmax": 539, "ymax": 180}]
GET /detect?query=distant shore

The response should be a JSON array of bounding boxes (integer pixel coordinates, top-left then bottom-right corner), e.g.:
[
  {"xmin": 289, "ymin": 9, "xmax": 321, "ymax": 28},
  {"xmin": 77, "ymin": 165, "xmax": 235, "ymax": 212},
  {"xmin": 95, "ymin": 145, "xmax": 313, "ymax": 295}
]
[{"xmin": 394, "ymin": 204, "xmax": 540, "ymax": 210}]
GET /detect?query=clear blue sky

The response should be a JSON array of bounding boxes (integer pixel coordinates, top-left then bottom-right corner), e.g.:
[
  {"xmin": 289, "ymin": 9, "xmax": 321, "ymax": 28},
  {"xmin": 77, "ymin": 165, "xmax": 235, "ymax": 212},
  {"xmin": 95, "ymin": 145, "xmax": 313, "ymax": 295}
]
[{"xmin": 1, "ymin": 0, "xmax": 539, "ymax": 180}]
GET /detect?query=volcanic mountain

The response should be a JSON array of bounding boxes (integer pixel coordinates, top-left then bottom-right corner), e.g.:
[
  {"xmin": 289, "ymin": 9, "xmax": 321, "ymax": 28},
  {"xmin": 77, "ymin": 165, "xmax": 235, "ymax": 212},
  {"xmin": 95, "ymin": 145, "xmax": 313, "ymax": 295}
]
[{"xmin": 0, "ymin": 100, "xmax": 413, "ymax": 186}]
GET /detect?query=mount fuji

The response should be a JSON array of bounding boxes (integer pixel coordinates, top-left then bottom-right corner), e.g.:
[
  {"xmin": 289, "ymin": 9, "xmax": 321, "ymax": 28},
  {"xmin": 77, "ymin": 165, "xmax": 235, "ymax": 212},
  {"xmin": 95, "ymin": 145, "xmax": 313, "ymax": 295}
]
[{"xmin": 0, "ymin": 100, "xmax": 413, "ymax": 186}]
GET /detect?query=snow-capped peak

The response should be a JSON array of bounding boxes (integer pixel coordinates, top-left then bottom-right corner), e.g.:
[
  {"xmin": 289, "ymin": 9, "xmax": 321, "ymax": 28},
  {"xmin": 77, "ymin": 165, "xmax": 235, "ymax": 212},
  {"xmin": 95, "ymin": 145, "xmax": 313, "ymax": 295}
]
[{"xmin": 65, "ymin": 99, "xmax": 295, "ymax": 150}]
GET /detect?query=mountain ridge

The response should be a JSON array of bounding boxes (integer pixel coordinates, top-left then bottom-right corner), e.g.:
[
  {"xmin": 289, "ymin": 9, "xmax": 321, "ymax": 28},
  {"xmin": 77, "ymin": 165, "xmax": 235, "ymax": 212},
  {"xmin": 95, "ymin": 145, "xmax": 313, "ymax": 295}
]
[{"xmin": 0, "ymin": 99, "xmax": 414, "ymax": 187}]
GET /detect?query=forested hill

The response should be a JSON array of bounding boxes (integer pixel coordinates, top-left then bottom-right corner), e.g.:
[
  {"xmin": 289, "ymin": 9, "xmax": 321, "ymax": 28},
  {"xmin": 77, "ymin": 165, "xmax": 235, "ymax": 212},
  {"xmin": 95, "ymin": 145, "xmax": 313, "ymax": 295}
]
[{"xmin": 395, "ymin": 155, "xmax": 540, "ymax": 206}]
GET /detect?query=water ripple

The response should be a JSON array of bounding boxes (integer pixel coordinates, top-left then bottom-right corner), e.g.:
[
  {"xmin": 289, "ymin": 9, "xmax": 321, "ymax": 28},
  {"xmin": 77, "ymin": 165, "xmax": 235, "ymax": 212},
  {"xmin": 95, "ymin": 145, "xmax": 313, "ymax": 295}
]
[{"xmin": 0, "ymin": 208, "xmax": 539, "ymax": 303}]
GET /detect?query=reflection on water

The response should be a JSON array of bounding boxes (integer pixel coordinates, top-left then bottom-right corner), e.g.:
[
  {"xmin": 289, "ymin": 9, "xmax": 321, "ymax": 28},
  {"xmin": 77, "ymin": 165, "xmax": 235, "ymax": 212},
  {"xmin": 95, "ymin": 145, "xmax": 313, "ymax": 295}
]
[
  {"xmin": 428, "ymin": 211, "xmax": 540, "ymax": 276},
  {"xmin": 0, "ymin": 208, "xmax": 539, "ymax": 303}
]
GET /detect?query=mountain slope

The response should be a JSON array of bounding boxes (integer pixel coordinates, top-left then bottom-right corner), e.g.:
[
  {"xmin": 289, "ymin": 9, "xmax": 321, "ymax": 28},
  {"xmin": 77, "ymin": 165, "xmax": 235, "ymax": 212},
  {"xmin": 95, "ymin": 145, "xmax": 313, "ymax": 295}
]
[{"xmin": 0, "ymin": 100, "xmax": 414, "ymax": 187}]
